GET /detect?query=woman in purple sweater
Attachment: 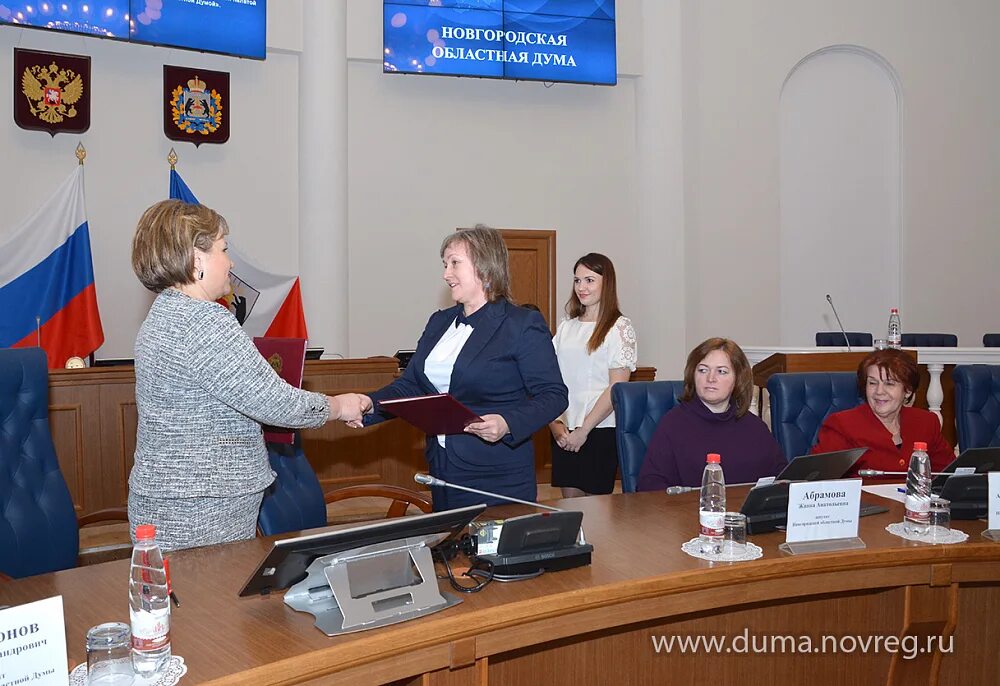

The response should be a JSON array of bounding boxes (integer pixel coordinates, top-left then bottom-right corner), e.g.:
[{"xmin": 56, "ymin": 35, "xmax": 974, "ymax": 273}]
[{"xmin": 637, "ymin": 338, "xmax": 785, "ymax": 490}]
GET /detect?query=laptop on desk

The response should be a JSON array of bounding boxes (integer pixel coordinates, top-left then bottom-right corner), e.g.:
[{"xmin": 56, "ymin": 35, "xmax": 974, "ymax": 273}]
[
  {"xmin": 776, "ymin": 448, "xmax": 868, "ymax": 482},
  {"xmin": 931, "ymin": 446, "xmax": 1000, "ymax": 491}
]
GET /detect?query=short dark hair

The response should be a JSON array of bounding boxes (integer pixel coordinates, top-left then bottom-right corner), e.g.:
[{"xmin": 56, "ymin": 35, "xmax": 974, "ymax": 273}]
[
  {"xmin": 681, "ymin": 337, "xmax": 754, "ymax": 417},
  {"xmin": 856, "ymin": 348, "xmax": 920, "ymax": 398}
]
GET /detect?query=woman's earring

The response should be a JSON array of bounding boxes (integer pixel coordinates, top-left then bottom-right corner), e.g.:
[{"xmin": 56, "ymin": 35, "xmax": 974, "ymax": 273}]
[{"xmin": 198, "ymin": 270, "xmax": 204, "ymax": 280}]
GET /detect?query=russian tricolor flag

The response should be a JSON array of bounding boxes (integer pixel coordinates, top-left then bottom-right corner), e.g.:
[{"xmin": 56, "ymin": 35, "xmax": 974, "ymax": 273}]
[
  {"xmin": 0, "ymin": 166, "xmax": 104, "ymax": 368},
  {"xmin": 169, "ymin": 169, "xmax": 308, "ymax": 339}
]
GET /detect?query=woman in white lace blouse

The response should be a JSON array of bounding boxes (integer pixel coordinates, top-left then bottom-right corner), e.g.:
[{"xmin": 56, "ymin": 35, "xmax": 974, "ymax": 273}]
[{"xmin": 549, "ymin": 253, "xmax": 637, "ymax": 497}]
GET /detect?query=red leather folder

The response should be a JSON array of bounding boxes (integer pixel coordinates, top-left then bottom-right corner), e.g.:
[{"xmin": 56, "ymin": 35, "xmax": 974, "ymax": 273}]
[
  {"xmin": 253, "ymin": 337, "xmax": 307, "ymax": 444},
  {"xmin": 379, "ymin": 393, "xmax": 483, "ymax": 435}
]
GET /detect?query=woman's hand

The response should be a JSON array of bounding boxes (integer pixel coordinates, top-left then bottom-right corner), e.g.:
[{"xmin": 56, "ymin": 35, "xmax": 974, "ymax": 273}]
[
  {"xmin": 328, "ymin": 393, "xmax": 373, "ymax": 428},
  {"xmin": 464, "ymin": 414, "xmax": 510, "ymax": 443},
  {"xmin": 562, "ymin": 427, "xmax": 589, "ymax": 453},
  {"xmin": 550, "ymin": 420, "xmax": 570, "ymax": 448}
]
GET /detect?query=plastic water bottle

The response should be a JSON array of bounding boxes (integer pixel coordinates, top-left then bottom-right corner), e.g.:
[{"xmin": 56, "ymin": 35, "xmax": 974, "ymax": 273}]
[
  {"xmin": 699, "ymin": 453, "xmax": 726, "ymax": 555},
  {"xmin": 129, "ymin": 524, "xmax": 171, "ymax": 676},
  {"xmin": 903, "ymin": 442, "xmax": 931, "ymax": 536},
  {"xmin": 887, "ymin": 308, "xmax": 902, "ymax": 349}
]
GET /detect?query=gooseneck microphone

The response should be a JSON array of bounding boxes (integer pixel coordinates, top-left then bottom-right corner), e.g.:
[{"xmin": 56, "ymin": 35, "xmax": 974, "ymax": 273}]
[
  {"xmin": 858, "ymin": 469, "xmax": 950, "ymax": 477},
  {"xmin": 414, "ymin": 473, "xmax": 586, "ymax": 544},
  {"xmin": 825, "ymin": 294, "xmax": 851, "ymax": 352}
]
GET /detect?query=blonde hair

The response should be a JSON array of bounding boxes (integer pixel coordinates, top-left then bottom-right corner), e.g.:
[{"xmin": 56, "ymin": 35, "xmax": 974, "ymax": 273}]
[
  {"xmin": 439, "ymin": 224, "xmax": 513, "ymax": 303},
  {"xmin": 131, "ymin": 199, "xmax": 229, "ymax": 292}
]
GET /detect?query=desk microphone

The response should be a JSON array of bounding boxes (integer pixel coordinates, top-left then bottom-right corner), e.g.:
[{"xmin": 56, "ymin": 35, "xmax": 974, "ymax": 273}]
[
  {"xmin": 414, "ymin": 473, "xmax": 586, "ymax": 545},
  {"xmin": 825, "ymin": 294, "xmax": 851, "ymax": 352},
  {"xmin": 859, "ymin": 469, "xmax": 950, "ymax": 477},
  {"xmin": 666, "ymin": 480, "xmax": 759, "ymax": 495}
]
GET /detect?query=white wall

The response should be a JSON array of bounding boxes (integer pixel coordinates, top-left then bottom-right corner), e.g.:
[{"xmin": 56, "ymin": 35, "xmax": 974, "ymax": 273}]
[
  {"xmin": 0, "ymin": 4, "xmax": 303, "ymax": 357},
  {"xmin": 682, "ymin": 0, "xmax": 1000, "ymax": 349},
  {"xmin": 4, "ymin": 0, "xmax": 1000, "ymax": 375}
]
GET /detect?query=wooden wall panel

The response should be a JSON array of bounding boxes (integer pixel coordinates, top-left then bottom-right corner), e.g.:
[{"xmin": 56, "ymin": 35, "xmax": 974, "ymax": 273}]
[{"xmin": 48, "ymin": 359, "xmax": 655, "ymax": 517}]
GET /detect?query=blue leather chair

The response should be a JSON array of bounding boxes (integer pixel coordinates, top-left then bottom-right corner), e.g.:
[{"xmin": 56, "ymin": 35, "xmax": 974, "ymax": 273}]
[
  {"xmin": 815, "ymin": 332, "xmax": 873, "ymax": 347},
  {"xmin": 766, "ymin": 372, "xmax": 864, "ymax": 462},
  {"xmin": 0, "ymin": 348, "xmax": 126, "ymax": 578},
  {"xmin": 610, "ymin": 380, "xmax": 685, "ymax": 493},
  {"xmin": 900, "ymin": 333, "xmax": 958, "ymax": 347},
  {"xmin": 952, "ymin": 365, "xmax": 1000, "ymax": 453},
  {"xmin": 983, "ymin": 334, "xmax": 1000, "ymax": 348},
  {"xmin": 258, "ymin": 437, "xmax": 432, "ymax": 536}
]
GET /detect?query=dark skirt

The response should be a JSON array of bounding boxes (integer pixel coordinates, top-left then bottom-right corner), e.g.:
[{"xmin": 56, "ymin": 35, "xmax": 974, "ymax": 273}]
[
  {"xmin": 425, "ymin": 442, "xmax": 536, "ymax": 511},
  {"xmin": 550, "ymin": 427, "xmax": 619, "ymax": 495}
]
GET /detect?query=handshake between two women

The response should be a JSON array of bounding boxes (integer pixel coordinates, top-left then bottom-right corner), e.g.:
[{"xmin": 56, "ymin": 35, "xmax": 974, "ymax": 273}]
[{"xmin": 327, "ymin": 393, "xmax": 373, "ymax": 429}]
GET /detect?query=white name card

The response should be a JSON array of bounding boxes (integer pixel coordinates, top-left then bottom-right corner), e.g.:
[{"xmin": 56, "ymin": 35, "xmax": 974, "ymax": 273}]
[
  {"xmin": 0, "ymin": 596, "xmax": 69, "ymax": 686},
  {"xmin": 990, "ymin": 473, "xmax": 1000, "ymax": 531},
  {"xmin": 786, "ymin": 479, "xmax": 863, "ymax": 543}
]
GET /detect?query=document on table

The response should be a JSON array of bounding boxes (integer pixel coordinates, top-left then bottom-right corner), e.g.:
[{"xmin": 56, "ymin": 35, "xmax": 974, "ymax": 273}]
[{"xmin": 862, "ymin": 483, "xmax": 907, "ymax": 504}]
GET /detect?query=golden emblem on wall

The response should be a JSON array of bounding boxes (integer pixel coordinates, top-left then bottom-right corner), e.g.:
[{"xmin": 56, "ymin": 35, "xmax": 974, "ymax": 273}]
[
  {"xmin": 22, "ymin": 62, "xmax": 84, "ymax": 124},
  {"xmin": 14, "ymin": 48, "xmax": 91, "ymax": 136},
  {"xmin": 163, "ymin": 65, "xmax": 230, "ymax": 146}
]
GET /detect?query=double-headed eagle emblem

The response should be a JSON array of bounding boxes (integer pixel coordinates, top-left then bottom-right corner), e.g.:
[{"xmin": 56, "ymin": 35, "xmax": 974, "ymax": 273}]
[{"xmin": 21, "ymin": 62, "xmax": 84, "ymax": 124}]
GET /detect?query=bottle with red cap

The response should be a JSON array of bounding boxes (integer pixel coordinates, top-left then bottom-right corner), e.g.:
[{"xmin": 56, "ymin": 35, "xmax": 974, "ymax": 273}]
[
  {"xmin": 699, "ymin": 453, "xmax": 726, "ymax": 555},
  {"xmin": 129, "ymin": 524, "xmax": 171, "ymax": 676},
  {"xmin": 903, "ymin": 441, "xmax": 931, "ymax": 536},
  {"xmin": 887, "ymin": 308, "xmax": 902, "ymax": 349}
]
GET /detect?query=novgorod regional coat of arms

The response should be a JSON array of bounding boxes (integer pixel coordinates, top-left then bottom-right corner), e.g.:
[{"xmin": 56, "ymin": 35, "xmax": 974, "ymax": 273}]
[{"xmin": 163, "ymin": 65, "xmax": 230, "ymax": 146}]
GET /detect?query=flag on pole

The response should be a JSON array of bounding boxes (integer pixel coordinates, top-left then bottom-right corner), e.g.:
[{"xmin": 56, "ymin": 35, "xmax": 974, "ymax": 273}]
[
  {"xmin": 169, "ymin": 169, "xmax": 308, "ymax": 339},
  {"xmin": 0, "ymin": 166, "xmax": 104, "ymax": 368}
]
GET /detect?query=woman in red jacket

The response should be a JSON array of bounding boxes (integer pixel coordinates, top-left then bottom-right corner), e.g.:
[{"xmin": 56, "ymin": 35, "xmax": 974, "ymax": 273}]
[{"xmin": 811, "ymin": 348, "xmax": 953, "ymax": 474}]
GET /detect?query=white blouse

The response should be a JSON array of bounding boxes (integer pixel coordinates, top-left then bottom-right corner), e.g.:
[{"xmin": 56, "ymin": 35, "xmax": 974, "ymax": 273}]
[
  {"xmin": 552, "ymin": 315, "xmax": 637, "ymax": 430},
  {"xmin": 424, "ymin": 317, "xmax": 476, "ymax": 447}
]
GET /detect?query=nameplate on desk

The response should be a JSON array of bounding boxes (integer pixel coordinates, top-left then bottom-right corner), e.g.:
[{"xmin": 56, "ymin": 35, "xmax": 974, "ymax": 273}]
[
  {"xmin": 990, "ymin": 473, "xmax": 1000, "ymax": 531},
  {"xmin": 0, "ymin": 596, "xmax": 69, "ymax": 686},
  {"xmin": 785, "ymin": 479, "xmax": 862, "ymax": 543}
]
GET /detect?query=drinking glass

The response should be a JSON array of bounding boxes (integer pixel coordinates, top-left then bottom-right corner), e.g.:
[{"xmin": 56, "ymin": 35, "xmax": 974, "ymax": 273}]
[
  {"xmin": 86, "ymin": 622, "xmax": 134, "ymax": 685},
  {"xmin": 721, "ymin": 512, "xmax": 747, "ymax": 559},
  {"xmin": 927, "ymin": 496, "xmax": 951, "ymax": 542}
]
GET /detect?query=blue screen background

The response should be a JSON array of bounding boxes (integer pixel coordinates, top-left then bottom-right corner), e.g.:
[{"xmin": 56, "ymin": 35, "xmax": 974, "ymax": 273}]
[
  {"xmin": 130, "ymin": 0, "xmax": 266, "ymax": 60},
  {"xmin": 383, "ymin": 0, "xmax": 616, "ymax": 85},
  {"xmin": 0, "ymin": 1, "xmax": 129, "ymax": 37}
]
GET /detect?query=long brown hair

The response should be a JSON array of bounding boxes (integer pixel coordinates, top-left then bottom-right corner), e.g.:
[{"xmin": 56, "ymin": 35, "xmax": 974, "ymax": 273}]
[
  {"xmin": 565, "ymin": 253, "xmax": 623, "ymax": 354},
  {"xmin": 681, "ymin": 338, "xmax": 754, "ymax": 418}
]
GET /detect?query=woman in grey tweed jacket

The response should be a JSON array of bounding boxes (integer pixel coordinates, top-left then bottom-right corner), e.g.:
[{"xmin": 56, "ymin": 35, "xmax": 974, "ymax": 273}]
[{"xmin": 129, "ymin": 200, "xmax": 369, "ymax": 551}]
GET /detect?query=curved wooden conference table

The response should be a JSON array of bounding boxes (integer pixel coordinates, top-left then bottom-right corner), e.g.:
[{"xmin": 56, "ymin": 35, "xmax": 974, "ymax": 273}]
[{"xmin": 2, "ymin": 489, "xmax": 998, "ymax": 685}]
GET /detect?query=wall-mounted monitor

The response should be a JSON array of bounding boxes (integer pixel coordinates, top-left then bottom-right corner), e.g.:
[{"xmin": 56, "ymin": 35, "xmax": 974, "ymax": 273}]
[
  {"xmin": 383, "ymin": 0, "xmax": 616, "ymax": 86},
  {"xmin": 0, "ymin": 0, "xmax": 267, "ymax": 60}
]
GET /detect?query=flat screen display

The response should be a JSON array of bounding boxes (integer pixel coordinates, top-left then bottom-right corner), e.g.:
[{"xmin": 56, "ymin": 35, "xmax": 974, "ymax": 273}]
[
  {"xmin": 0, "ymin": 1, "xmax": 130, "ymax": 37},
  {"xmin": 0, "ymin": 0, "xmax": 266, "ymax": 60},
  {"xmin": 130, "ymin": 0, "xmax": 267, "ymax": 60},
  {"xmin": 383, "ymin": 0, "xmax": 616, "ymax": 85}
]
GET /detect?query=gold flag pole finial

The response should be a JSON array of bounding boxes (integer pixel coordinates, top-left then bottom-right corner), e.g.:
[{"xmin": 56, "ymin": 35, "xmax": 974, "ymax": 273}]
[
  {"xmin": 167, "ymin": 148, "xmax": 178, "ymax": 170},
  {"xmin": 75, "ymin": 142, "xmax": 86, "ymax": 165}
]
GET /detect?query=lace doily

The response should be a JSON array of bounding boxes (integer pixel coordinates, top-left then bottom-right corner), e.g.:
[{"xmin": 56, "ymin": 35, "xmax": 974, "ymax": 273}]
[
  {"xmin": 885, "ymin": 522, "xmax": 969, "ymax": 544},
  {"xmin": 681, "ymin": 538, "xmax": 764, "ymax": 562},
  {"xmin": 70, "ymin": 655, "xmax": 187, "ymax": 685}
]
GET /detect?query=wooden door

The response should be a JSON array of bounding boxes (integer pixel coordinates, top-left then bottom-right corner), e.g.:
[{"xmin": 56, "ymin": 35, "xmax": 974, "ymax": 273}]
[
  {"xmin": 499, "ymin": 229, "xmax": 557, "ymax": 333},
  {"xmin": 498, "ymin": 229, "xmax": 557, "ymax": 481}
]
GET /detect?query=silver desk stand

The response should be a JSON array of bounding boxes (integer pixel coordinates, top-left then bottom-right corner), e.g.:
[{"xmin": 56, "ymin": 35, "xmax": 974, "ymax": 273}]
[{"xmin": 284, "ymin": 534, "xmax": 461, "ymax": 636}]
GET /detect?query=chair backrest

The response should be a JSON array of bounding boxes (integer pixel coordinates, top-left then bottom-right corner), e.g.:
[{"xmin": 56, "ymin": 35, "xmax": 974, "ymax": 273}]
[
  {"xmin": 0, "ymin": 348, "xmax": 80, "ymax": 578},
  {"xmin": 815, "ymin": 332, "xmax": 874, "ymax": 347},
  {"xmin": 766, "ymin": 372, "xmax": 863, "ymax": 462},
  {"xmin": 952, "ymin": 365, "xmax": 1000, "ymax": 453},
  {"xmin": 258, "ymin": 439, "xmax": 328, "ymax": 536},
  {"xmin": 900, "ymin": 333, "xmax": 958, "ymax": 347},
  {"xmin": 983, "ymin": 334, "xmax": 1000, "ymax": 348},
  {"xmin": 611, "ymin": 380, "xmax": 685, "ymax": 493}
]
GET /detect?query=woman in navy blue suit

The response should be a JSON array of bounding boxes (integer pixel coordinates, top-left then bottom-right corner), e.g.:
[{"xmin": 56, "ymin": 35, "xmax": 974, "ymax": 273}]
[{"xmin": 361, "ymin": 225, "xmax": 568, "ymax": 510}]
